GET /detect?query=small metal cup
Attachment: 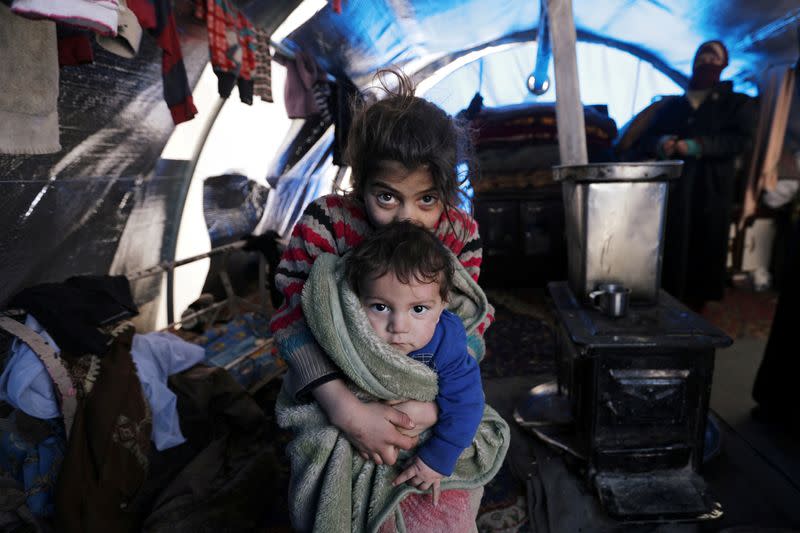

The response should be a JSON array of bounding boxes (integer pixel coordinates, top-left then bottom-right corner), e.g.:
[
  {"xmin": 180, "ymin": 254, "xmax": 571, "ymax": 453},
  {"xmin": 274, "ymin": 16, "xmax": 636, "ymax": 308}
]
[{"xmin": 588, "ymin": 283, "xmax": 630, "ymax": 318}]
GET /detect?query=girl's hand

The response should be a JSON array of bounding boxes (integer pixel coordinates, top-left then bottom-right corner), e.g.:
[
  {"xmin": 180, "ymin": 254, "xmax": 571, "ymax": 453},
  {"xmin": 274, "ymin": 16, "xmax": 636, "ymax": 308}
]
[
  {"xmin": 385, "ymin": 399, "xmax": 438, "ymax": 437},
  {"xmin": 313, "ymin": 379, "xmax": 418, "ymax": 465},
  {"xmin": 393, "ymin": 456, "xmax": 443, "ymax": 506}
]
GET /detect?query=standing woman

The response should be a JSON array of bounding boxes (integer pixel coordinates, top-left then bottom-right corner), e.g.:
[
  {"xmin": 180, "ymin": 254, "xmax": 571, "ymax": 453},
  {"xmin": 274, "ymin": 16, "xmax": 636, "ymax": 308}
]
[{"xmin": 631, "ymin": 41, "xmax": 757, "ymax": 310}]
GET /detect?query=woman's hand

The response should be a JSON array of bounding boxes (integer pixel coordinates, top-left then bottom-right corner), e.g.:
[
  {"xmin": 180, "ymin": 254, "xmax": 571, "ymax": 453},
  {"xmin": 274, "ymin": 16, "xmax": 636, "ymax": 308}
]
[
  {"xmin": 658, "ymin": 135, "xmax": 678, "ymax": 158},
  {"xmin": 385, "ymin": 399, "xmax": 438, "ymax": 437},
  {"xmin": 393, "ymin": 456, "xmax": 443, "ymax": 506},
  {"xmin": 312, "ymin": 379, "xmax": 418, "ymax": 465}
]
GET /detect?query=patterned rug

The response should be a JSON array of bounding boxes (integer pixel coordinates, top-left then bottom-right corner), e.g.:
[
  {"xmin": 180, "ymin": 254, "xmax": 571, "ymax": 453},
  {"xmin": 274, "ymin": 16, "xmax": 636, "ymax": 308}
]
[
  {"xmin": 475, "ymin": 461, "xmax": 530, "ymax": 532},
  {"xmin": 701, "ymin": 287, "xmax": 778, "ymax": 340},
  {"xmin": 482, "ymin": 290, "xmax": 557, "ymax": 379}
]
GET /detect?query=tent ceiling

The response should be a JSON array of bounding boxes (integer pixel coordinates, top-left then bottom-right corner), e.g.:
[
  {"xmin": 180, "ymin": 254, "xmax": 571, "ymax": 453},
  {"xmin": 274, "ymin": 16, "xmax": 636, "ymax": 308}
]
[
  {"xmin": 261, "ymin": 0, "xmax": 799, "ymax": 89},
  {"xmin": 237, "ymin": 0, "xmax": 304, "ymax": 34}
]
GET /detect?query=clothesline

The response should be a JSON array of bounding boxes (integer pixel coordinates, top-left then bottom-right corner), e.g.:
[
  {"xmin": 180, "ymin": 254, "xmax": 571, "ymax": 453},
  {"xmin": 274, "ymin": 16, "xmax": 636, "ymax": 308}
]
[
  {"xmin": 125, "ymin": 238, "xmax": 272, "ymax": 327},
  {"xmin": 126, "ymin": 240, "xmax": 247, "ymax": 281}
]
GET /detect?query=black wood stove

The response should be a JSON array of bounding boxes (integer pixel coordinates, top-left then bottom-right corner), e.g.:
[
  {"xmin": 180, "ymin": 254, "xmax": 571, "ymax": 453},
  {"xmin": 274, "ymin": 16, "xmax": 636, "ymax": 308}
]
[
  {"xmin": 515, "ymin": 162, "xmax": 732, "ymax": 521},
  {"xmin": 545, "ymin": 281, "xmax": 731, "ymax": 519}
]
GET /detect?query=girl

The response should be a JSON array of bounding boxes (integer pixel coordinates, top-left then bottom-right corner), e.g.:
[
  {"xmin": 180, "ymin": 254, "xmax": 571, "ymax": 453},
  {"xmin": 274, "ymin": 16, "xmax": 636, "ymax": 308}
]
[{"xmin": 270, "ymin": 67, "xmax": 493, "ymax": 483}]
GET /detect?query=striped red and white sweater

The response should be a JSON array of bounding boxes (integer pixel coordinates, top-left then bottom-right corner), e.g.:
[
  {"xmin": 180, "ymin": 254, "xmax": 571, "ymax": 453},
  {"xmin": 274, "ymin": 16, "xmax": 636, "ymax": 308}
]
[{"xmin": 270, "ymin": 194, "xmax": 494, "ymax": 399}]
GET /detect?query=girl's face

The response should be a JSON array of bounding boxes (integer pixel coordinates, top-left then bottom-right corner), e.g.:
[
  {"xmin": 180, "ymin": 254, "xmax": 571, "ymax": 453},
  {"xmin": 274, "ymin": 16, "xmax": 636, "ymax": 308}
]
[{"xmin": 363, "ymin": 164, "xmax": 444, "ymax": 230}]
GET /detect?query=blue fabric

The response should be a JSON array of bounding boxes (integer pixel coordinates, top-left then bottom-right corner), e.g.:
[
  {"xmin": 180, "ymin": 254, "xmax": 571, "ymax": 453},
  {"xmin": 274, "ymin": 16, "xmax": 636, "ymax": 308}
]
[
  {"xmin": 408, "ymin": 310, "xmax": 485, "ymax": 476},
  {"xmin": 131, "ymin": 332, "xmax": 205, "ymax": 450},
  {"xmin": 0, "ymin": 315, "xmax": 61, "ymax": 420},
  {"xmin": 0, "ymin": 318, "xmax": 203, "ymax": 452},
  {"xmin": 196, "ymin": 312, "xmax": 280, "ymax": 390},
  {"xmin": 0, "ymin": 413, "xmax": 65, "ymax": 517},
  {"xmin": 197, "ymin": 312, "xmax": 271, "ymax": 365}
]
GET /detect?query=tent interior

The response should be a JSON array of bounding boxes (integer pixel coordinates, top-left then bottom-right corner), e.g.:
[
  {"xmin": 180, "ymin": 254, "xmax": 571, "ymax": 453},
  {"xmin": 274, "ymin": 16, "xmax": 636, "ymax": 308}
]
[{"xmin": 0, "ymin": 0, "xmax": 799, "ymax": 531}]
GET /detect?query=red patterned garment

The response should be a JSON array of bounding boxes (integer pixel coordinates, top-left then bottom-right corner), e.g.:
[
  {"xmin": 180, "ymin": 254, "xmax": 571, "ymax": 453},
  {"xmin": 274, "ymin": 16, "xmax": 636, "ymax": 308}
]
[
  {"xmin": 128, "ymin": 0, "xmax": 198, "ymax": 124},
  {"xmin": 204, "ymin": 0, "xmax": 256, "ymax": 104},
  {"xmin": 270, "ymin": 194, "xmax": 493, "ymax": 399}
]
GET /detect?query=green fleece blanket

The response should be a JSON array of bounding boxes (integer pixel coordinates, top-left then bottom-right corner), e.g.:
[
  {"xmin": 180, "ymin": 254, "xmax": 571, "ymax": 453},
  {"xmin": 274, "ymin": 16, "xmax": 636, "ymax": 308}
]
[{"xmin": 276, "ymin": 253, "xmax": 509, "ymax": 533}]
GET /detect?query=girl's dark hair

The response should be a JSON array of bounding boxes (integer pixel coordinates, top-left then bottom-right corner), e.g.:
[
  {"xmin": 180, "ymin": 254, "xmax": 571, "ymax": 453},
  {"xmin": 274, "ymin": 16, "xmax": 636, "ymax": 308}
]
[
  {"xmin": 345, "ymin": 220, "xmax": 454, "ymax": 300},
  {"xmin": 344, "ymin": 68, "xmax": 475, "ymax": 220}
]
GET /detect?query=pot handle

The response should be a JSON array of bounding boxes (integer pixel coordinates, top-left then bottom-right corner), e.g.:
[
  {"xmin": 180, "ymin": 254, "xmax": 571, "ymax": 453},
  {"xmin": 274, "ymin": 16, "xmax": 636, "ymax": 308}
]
[{"xmin": 588, "ymin": 289, "xmax": 605, "ymax": 312}]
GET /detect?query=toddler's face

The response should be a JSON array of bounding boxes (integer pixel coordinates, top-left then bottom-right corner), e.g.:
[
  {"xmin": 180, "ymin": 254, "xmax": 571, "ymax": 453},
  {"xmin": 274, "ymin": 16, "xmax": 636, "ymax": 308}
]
[
  {"xmin": 359, "ymin": 271, "xmax": 446, "ymax": 353},
  {"xmin": 363, "ymin": 163, "xmax": 444, "ymax": 230}
]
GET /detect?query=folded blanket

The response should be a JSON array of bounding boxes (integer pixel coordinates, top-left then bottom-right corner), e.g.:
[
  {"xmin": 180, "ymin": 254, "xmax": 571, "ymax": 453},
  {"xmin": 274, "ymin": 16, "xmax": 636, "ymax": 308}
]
[
  {"xmin": 276, "ymin": 253, "xmax": 509, "ymax": 532},
  {"xmin": 0, "ymin": 4, "xmax": 60, "ymax": 155}
]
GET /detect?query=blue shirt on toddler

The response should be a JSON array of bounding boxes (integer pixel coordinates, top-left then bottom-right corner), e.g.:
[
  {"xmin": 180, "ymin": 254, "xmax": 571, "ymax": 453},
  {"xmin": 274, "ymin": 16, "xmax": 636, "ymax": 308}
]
[{"xmin": 407, "ymin": 309, "xmax": 485, "ymax": 476}]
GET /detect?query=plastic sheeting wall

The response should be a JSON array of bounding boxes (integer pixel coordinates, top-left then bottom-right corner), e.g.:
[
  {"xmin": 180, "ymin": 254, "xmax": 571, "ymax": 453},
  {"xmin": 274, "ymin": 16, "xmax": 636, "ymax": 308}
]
[
  {"xmin": 256, "ymin": 122, "xmax": 337, "ymax": 238},
  {"xmin": 0, "ymin": 23, "xmax": 209, "ymax": 311}
]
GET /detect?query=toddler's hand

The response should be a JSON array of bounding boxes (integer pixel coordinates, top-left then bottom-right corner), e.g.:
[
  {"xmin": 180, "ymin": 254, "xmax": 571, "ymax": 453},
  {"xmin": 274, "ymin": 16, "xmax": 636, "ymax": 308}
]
[{"xmin": 393, "ymin": 456, "xmax": 443, "ymax": 506}]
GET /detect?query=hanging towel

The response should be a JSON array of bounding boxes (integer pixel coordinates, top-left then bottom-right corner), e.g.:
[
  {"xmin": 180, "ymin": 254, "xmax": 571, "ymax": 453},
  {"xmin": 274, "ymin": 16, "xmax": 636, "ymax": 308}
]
[
  {"xmin": 0, "ymin": 4, "xmax": 60, "ymax": 155},
  {"xmin": 11, "ymin": 0, "xmax": 119, "ymax": 35}
]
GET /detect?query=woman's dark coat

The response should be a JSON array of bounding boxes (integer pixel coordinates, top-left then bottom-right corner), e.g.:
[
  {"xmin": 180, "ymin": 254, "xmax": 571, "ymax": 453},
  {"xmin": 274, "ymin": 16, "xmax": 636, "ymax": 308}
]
[{"xmin": 632, "ymin": 81, "xmax": 757, "ymax": 304}]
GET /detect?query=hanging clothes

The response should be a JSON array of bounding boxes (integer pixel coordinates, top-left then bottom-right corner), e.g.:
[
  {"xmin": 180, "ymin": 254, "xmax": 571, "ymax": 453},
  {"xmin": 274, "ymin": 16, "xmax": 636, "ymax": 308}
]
[
  {"xmin": 252, "ymin": 27, "xmax": 273, "ymax": 102},
  {"xmin": 204, "ymin": 0, "xmax": 257, "ymax": 104},
  {"xmin": 96, "ymin": 0, "xmax": 143, "ymax": 59},
  {"xmin": 11, "ymin": 0, "xmax": 119, "ymax": 35},
  {"xmin": 235, "ymin": 9, "xmax": 256, "ymax": 104},
  {"xmin": 311, "ymin": 80, "xmax": 332, "ymax": 124},
  {"xmin": 128, "ymin": 0, "xmax": 198, "ymax": 124},
  {"xmin": 740, "ymin": 66, "xmax": 796, "ymax": 225},
  {"xmin": 280, "ymin": 49, "xmax": 325, "ymax": 119},
  {"xmin": 0, "ymin": 4, "xmax": 60, "ymax": 155},
  {"xmin": 57, "ymin": 24, "xmax": 95, "ymax": 66}
]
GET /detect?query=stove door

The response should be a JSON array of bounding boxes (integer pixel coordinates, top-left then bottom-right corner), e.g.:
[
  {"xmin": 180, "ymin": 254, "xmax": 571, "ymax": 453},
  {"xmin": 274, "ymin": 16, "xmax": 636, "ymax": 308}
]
[
  {"xmin": 592, "ymin": 350, "xmax": 714, "ymax": 468},
  {"xmin": 605, "ymin": 368, "xmax": 690, "ymax": 425},
  {"xmin": 594, "ymin": 471, "xmax": 719, "ymax": 520}
]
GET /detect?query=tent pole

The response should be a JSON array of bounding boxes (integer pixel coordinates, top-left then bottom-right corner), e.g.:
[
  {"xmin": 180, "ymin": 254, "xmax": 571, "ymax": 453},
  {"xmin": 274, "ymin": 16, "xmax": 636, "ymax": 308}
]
[{"xmin": 546, "ymin": 0, "xmax": 587, "ymax": 165}]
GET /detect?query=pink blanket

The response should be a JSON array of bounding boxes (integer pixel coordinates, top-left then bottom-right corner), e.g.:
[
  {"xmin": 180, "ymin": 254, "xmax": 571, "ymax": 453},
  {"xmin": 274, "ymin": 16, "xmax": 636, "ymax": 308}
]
[{"xmin": 378, "ymin": 488, "xmax": 483, "ymax": 533}]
